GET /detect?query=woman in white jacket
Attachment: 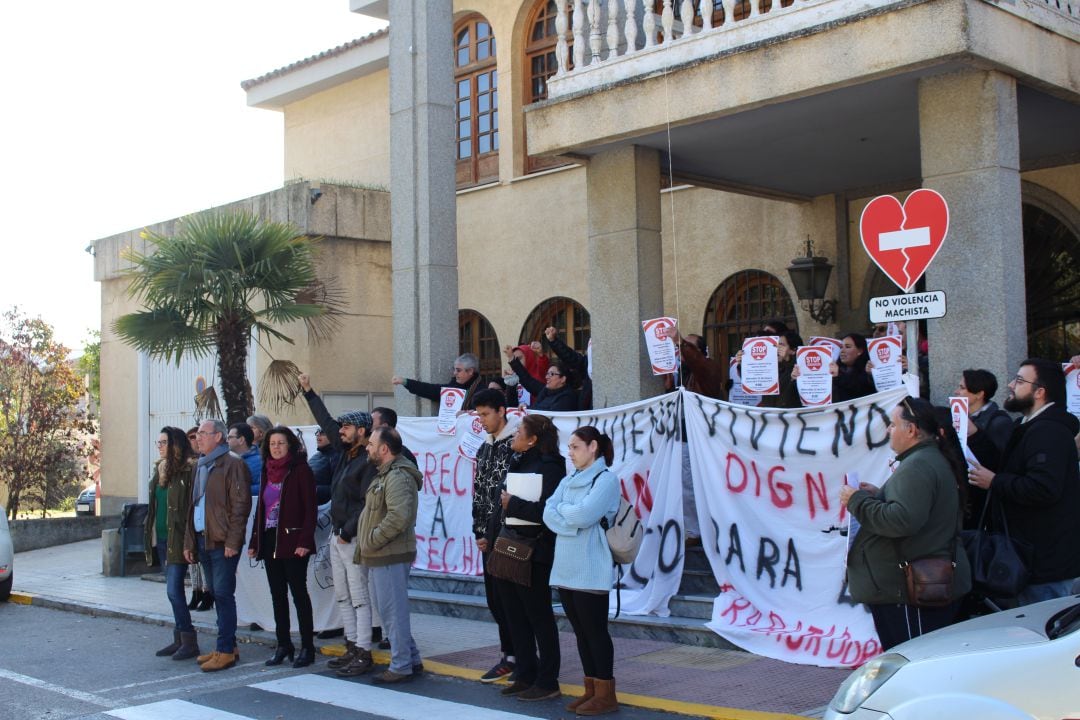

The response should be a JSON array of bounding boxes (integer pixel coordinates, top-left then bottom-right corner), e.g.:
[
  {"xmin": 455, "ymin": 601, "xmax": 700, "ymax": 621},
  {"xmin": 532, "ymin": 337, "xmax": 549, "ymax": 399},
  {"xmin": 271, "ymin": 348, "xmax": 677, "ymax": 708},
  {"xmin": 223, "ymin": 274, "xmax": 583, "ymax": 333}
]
[{"xmin": 543, "ymin": 426, "xmax": 620, "ymax": 716}]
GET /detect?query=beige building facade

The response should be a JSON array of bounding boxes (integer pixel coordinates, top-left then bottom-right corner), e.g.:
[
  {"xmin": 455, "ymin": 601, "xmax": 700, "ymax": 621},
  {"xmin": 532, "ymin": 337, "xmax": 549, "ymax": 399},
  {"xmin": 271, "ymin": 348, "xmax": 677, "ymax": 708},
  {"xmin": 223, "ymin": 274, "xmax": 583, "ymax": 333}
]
[{"xmin": 93, "ymin": 0, "xmax": 1079, "ymax": 511}]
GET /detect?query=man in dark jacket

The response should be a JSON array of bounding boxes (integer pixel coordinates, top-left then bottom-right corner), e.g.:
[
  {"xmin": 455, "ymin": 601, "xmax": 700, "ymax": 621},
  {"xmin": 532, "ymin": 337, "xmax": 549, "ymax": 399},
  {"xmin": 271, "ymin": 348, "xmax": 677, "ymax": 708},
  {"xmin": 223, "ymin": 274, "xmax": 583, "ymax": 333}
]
[
  {"xmin": 391, "ymin": 353, "xmax": 484, "ymax": 415},
  {"xmin": 183, "ymin": 419, "xmax": 252, "ymax": 672},
  {"xmin": 969, "ymin": 358, "xmax": 1080, "ymax": 605},
  {"xmin": 297, "ymin": 372, "xmax": 380, "ymax": 676},
  {"xmin": 471, "ymin": 388, "xmax": 520, "ymax": 683}
]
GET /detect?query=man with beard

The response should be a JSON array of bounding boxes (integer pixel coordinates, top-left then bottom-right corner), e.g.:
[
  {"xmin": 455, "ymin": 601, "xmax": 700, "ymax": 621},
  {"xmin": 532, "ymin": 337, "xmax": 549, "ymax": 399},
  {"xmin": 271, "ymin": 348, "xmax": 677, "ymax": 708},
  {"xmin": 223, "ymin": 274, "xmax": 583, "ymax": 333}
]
[
  {"xmin": 968, "ymin": 358, "xmax": 1080, "ymax": 605},
  {"xmin": 298, "ymin": 373, "xmax": 380, "ymax": 676}
]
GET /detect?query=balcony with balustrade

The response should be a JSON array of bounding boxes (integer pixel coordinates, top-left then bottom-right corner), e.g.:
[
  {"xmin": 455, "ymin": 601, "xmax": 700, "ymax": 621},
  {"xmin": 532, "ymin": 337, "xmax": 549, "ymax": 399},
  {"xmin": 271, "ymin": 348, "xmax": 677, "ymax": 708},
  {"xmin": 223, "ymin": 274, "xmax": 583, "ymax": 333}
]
[{"xmin": 525, "ymin": 0, "xmax": 1079, "ymax": 200}]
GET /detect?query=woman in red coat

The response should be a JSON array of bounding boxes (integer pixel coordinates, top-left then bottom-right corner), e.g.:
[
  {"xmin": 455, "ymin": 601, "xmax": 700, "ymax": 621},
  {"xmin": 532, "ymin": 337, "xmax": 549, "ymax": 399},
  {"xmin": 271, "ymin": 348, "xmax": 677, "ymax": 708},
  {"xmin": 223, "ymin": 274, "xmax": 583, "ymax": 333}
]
[{"xmin": 247, "ymin": 426, "xmax": 318, "ymax": 668}]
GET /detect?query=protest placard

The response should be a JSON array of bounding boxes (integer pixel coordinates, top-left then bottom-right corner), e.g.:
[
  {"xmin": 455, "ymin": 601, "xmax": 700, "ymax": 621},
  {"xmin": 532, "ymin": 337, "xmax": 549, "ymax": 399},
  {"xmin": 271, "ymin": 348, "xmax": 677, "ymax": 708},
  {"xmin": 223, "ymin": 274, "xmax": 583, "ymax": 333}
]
[
  {"xmin": 867, "ymin": 335, "xmax": 903, "ymax": 391},
  {"xmin": 796, "ymin": 345, "xmax": 833, "ymax": 406},
  {"xmin": 642, "ymin": 316, "xmax": 679, "ymax": 375},
  {"xmin": 741, "ymin": 336, "xmax": 780, "ymax": 395}
]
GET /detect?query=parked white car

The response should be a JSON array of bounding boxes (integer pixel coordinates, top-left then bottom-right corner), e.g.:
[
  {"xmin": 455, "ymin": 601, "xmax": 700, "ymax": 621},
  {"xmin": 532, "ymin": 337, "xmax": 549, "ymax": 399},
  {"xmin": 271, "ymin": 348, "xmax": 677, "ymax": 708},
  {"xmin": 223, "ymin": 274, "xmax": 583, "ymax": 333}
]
[
  {"xmin": 0, "ymin": 506, "xmax": 12, "ymax": 601},
  {"xmin": 826, "ymin": 595, "xmax": 1080, "ymax": 720}
]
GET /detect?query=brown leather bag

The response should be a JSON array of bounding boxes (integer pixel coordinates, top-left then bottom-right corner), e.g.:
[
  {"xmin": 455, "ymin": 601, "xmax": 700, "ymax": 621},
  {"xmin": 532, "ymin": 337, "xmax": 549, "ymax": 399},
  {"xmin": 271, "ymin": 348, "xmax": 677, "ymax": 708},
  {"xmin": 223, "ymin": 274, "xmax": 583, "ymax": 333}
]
[
  {"xmin": 485, "ymin": 528, "xmax": 535, "ymax": 587},
  {"xmin": 901, "ymin": 556, "xmax": 955, "ymax": 607}
]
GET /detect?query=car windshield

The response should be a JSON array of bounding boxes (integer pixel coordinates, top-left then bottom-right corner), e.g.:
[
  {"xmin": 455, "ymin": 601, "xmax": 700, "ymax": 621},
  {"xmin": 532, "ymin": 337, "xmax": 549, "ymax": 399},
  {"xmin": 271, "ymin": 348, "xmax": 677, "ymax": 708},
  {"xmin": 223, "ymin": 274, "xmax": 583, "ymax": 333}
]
[{"xmin": 1046, "ymin": 602, "xmax": 1080, "ymax": 640}]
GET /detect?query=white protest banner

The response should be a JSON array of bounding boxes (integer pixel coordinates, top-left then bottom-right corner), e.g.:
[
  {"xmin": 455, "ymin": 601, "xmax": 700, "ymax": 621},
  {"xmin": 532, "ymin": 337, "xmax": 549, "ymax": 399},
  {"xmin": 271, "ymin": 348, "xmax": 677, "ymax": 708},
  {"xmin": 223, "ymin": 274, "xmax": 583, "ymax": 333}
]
[
  {"xmin": 795, "ymin": 346, "xmax": 832, "ymax": 407},
  {"xmin": 642, "ymin": 317, "xmax": 679, "ymax": 376},
  {"xmin": 729, "ymin": 358, "xmax": 761, "ymax": 407},
  {"xmin": 542, "ymin": 393, "xmax": 684, "ymax": 617},
  {"xmin": 867, "ymin": 336, "xmax": 902, "ymax": 391},
  {"xmin": 684, "ymin": 387, "xmax": 907, "ymax": 667},
  {"xmin": 948, "ymin": 396, "xmax": 970, "ymax": 461},
  {"xmin": 1064, "ymin": 363, "xmax": 1080, "ymax": 420},
  {"xmin": 741, "ymin": 336, "xmax": 780, "ymax": 395},
  {"xmin": 236, "ymin": 500, "xmax": 340, "ymax": 631},
  {"xmin": 437, "ymin": 387, "xmax": 466, "ymax": 435},
  {"xmin": 809, "ymin": 336, "xmax": 842, "ymax": 363}
]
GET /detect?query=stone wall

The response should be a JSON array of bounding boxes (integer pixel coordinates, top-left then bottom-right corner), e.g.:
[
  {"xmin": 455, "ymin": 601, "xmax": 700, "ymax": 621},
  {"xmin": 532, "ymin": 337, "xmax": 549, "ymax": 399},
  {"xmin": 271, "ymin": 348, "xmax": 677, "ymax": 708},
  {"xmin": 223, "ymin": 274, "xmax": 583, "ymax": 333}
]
[{"xmin": 9, "ymin": 515, "xmax": 118, "ymax": 553}]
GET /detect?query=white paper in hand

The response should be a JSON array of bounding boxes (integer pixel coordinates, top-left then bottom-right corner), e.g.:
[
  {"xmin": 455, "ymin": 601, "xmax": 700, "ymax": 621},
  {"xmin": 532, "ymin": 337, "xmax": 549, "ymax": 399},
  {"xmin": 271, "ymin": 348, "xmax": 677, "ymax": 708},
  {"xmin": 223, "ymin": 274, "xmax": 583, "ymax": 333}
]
[{"xmin": 504, "ymin": 472, "xmax": 542, "ymax": 526}]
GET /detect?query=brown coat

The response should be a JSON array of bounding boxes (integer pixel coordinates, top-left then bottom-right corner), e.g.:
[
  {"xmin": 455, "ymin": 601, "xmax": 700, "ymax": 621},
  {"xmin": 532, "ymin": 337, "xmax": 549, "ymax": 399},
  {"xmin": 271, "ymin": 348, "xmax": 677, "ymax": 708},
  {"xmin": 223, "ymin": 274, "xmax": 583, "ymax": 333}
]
[
  {"xmin": 184, "ymin": 451, "xmax": 252, "ymax": 557},
  {"xmin": 676, "ymin": 339, "xmax": 726, "ymax": 400}
]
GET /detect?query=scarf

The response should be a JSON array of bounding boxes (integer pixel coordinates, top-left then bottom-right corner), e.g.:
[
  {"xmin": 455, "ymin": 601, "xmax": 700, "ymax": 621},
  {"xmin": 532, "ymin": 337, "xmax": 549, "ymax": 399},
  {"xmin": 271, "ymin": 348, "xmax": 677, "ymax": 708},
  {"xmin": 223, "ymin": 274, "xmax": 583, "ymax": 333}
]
[
  {"xmin": 193, "ymin": 443, "xmax": 230, "ymax": 505},
  {"xmin": 265, "ymin": 453, "xmax": 291, "ymax": 486}
]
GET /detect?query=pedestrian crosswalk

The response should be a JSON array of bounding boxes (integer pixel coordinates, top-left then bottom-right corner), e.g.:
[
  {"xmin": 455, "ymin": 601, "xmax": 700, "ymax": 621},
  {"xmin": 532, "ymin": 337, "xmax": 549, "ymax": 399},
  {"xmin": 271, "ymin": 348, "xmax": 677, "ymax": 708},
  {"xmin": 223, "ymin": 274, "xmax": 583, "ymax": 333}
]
[{"xmin": 105, "ymin": 674, "xmax": 544, "ymax": 720}]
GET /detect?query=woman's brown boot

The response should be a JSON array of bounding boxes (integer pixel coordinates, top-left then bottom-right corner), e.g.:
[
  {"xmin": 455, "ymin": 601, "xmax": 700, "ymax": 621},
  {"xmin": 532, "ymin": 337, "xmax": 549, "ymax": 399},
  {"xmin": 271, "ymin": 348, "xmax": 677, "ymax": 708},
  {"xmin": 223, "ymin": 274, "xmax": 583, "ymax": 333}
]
[
  {"xmin": 566, "ymin": 677, "xmax": 595, "ymax": 712},
  {"xmin": 576, "ymin": 677, "xmax": 618, "ymax": 715}
]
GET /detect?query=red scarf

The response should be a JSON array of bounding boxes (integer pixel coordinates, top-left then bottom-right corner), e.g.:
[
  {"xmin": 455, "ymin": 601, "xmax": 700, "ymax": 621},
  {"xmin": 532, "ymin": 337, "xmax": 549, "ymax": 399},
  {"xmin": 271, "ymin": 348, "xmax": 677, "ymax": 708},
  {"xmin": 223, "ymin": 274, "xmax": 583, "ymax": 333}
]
[{"xmin": 265, "ymin": 453, "xmax": 291, "ymax": 485}]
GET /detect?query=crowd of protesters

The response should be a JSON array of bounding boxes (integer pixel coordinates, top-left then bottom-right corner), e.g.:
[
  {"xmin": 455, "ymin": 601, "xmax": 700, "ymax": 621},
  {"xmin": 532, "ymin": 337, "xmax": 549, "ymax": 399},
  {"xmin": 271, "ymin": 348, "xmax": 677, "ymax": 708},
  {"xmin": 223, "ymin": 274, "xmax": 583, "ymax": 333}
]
[{"xmin": 144, "ymin": 317, "xmax": 1079, "ymax": 715}]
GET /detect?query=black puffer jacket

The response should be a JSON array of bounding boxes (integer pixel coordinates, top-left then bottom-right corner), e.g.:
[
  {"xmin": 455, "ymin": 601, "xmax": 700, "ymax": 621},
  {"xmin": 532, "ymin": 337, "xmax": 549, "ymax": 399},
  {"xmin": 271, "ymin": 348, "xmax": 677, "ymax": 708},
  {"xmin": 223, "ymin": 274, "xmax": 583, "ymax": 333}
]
[
  {"xmin": 485, "ymin": 448, "xmax": 565, "ymax": 566},
  {"xmin": 991, "ymin": 403, "xmax": 1080, "ymax": 584}
]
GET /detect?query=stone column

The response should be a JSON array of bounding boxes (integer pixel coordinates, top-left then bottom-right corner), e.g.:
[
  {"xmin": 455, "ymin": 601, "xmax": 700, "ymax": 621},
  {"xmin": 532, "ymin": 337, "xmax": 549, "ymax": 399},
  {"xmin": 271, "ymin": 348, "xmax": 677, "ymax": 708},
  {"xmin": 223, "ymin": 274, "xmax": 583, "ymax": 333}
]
[
  {"xmin": 586, "ymin": 145, "xmax": 666, "ymax": 406},
  {"xmin": 389, "ymin": 1, "xmax": 458, "ymax": 416},
  {"xmin": 920, "ymin": 70, "xmax": 1024, "ymax": 403}
]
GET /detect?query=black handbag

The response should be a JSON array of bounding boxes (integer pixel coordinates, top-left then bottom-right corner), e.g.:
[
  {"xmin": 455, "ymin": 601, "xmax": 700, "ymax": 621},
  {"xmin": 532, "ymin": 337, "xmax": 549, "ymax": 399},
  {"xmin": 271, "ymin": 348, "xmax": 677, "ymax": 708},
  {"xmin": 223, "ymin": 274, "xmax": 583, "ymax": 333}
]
[
  {"xmin": 962, "ymin": 490, "xmax": 1030, "ymax": 598},
  {"xmin": 485, "ymin": 527, "xmax": 535, "ymax": 587}
]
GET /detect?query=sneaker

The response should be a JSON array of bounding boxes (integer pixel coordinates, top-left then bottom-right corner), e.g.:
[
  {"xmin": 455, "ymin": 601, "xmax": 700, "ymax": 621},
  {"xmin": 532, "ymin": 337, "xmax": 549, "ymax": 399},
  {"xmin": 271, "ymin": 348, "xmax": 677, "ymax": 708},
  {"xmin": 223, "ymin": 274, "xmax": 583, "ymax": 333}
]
[
  {"xmin": 479, "ymin": 659, "xmax": 515, "ymax": 684},
  {"xmin": 517, "ymin": 686, "xmax": 561, "ymax": 702},
  {"xmin": 372, "ymin": 669, "xmax": 413, "ymax": 684},
  {"xmin": 327, "ymin": 643, "xmax": 359, "ymax": 669},
  {"xmin": 336, "ymin": 648, "xmax": 373, "ymax": 677},
  {"xmin": 500, "ymin": 680, "xmax": 530, "ymax": 696}
]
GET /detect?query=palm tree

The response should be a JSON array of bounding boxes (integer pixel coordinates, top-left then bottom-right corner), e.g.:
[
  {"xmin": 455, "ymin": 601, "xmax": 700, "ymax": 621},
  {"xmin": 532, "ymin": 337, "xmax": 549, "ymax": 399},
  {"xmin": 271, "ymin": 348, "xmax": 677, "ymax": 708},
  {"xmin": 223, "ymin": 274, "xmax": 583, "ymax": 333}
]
[{"xmin": 114, "ymin": 210, "xmax": 343, "ymax": 425}]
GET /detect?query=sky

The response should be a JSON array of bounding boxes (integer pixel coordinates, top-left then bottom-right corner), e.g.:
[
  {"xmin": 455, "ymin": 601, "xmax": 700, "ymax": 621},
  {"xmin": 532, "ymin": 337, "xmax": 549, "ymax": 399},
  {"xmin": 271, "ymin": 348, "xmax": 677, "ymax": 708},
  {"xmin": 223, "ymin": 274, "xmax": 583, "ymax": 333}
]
[{"xmin": 0, "ymin": 1, "xmax": 386, "ymax": 352}]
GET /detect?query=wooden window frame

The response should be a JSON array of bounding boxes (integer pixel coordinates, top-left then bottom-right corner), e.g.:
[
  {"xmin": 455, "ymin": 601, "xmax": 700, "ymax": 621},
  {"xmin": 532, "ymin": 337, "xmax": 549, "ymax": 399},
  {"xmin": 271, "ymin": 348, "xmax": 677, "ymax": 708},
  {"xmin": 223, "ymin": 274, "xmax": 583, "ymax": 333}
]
[
  {"xmin": 519, "ymin": 296, "xmax": 591, "ymax": 356},
  {"xmin": 455, "ymin": 14, "xmax": 499, "ymax": 189},
  {"xmin": 523, "ymin": 0, "xmax": 574, "ymax": 175},
  {"xmin": 459, "ymin": 309, "xmax": 501, "ymax": 382}
]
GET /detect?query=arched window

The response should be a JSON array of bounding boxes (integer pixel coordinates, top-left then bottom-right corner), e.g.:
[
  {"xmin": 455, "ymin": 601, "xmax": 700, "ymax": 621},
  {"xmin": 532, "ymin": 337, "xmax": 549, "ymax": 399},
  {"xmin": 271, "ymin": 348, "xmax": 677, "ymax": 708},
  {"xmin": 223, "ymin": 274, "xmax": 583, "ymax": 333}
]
[
  {"xmin": 455, "ymin": 14, "xmax": 499, "ymax": 188},
  {"xmin": 519, "ymin": 296, "xmax": 591, "ymax": 355},
  {"xmin": 1024, "ymin": 203, "xmax": 1080, "ymax": 359},
  {"xmin": 702, "ymin": 270, "xmax": 797, "ymax": 383},
  {"xmin": 459, "ymin": 309, "xmax": 501, "ymax": 382},
  {"xmin": 524, "ymin": 0, "xmax": 573, "ymax": 174}
]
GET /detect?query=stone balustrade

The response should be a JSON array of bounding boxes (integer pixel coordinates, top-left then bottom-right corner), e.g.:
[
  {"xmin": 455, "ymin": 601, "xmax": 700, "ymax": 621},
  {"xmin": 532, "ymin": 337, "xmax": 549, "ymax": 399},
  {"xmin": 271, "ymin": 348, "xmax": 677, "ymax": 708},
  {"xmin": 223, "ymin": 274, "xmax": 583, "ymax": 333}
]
[{"xmin": 545, "ymin": 0, "xmax": 1079, "ymax": 100}]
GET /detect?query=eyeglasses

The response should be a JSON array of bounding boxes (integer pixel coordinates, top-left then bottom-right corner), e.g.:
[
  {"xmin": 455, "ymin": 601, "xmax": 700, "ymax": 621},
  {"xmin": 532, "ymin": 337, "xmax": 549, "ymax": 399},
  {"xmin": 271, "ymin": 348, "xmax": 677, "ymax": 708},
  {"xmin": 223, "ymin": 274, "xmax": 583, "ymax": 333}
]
[
  {"xmin": 546, "ymin": 370, "xmax": 562, "ymax": 378},
  {"xmin": 226, "ymin": 434, "xmax": 239, "ymax": 440},
  {"xmin": 1012, "ymin": 375, "xmax": 1041, "ymax": 388},
  {"xmin": 155, "ymin": 440, "xmax": 168, "ymax": 447}
]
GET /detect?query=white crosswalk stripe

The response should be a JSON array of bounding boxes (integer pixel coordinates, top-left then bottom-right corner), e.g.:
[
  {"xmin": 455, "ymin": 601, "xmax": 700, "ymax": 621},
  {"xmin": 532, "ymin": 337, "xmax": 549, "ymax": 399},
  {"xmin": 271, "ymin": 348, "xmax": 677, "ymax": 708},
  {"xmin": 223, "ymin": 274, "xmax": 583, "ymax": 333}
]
[
  {"xmin": 254, "ymin": 674, "xmax": 539, "ymax": 719},
  {"xmin": 104, "ymin": 673, "xmax": 542, "ymax": 720},
  {"xmin": 106, "ymin": 698, "xmax": 253, "ymax": 720}
]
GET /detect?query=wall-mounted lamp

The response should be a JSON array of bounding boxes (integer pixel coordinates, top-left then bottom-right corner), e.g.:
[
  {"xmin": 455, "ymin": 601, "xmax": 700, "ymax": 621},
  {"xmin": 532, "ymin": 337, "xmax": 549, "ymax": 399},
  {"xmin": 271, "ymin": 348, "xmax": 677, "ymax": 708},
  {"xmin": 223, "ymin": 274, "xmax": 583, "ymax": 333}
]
[{"xmin": 786, "ymin": 236, "xmax": 837, "ymax": 324}]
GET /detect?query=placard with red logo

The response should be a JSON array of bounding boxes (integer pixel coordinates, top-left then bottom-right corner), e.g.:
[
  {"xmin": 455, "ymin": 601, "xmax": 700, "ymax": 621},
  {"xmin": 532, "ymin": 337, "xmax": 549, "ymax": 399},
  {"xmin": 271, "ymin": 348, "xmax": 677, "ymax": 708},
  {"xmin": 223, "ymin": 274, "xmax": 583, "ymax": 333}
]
[
  {"xmin": 867, "ymin": 335, "xmax": 903, "ymax": 392},
  {"xmin": 948, "ymin": 395, "xmax": 970, "ymax": 463},
  {"xmin": 796, "ymin": 345, "xmax": 833, "ymax": 406},
  {"xmin": 1063, "ymin": 362, "xmax": 1080, "ymax": 420},
  {"xmin": 642, "ymin": 316, "xmax": 679, "ymax": 376},
  {"xmin": 740, "ymin": 336, "xmax": 780, "ymax": 395},
  {"xmin": 809, "ymin": 336, "xmax": 842, "ymax": 363},
  {"xmin": 437, "ymin": 386, "xmax": 466, "ymax": 435}
]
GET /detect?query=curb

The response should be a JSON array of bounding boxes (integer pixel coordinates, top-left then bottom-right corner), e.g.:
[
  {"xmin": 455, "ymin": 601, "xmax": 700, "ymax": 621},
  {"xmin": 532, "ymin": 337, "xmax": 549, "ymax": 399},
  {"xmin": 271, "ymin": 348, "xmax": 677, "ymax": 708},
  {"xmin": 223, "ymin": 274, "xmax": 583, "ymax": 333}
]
[{"xmin": 10, "ymin": 591, "xmax": 804, "ymax": 720}]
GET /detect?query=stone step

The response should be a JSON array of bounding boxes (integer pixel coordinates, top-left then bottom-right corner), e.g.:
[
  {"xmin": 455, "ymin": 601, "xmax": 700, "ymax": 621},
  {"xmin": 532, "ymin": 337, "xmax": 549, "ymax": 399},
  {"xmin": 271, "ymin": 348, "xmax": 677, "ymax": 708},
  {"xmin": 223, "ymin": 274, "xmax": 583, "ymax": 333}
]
[{"xmin": 406, "ymin": 588, "xmax": 734, "ymax": 649}]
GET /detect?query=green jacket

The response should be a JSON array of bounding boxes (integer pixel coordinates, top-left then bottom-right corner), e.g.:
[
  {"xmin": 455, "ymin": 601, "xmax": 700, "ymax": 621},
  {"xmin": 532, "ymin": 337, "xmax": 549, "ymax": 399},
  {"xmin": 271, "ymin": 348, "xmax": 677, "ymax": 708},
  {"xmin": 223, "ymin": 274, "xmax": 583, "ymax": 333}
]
[
  {"xmin": 144, "ymin": 458, "xmax": 195, "ymax": 565},
  {"xmin": 356, "ymin": 455, "xmax": 423, "ymax": 567},
  {"xmin": 846, "ymin": 441, "xmax": 971, "ymax": 605}
]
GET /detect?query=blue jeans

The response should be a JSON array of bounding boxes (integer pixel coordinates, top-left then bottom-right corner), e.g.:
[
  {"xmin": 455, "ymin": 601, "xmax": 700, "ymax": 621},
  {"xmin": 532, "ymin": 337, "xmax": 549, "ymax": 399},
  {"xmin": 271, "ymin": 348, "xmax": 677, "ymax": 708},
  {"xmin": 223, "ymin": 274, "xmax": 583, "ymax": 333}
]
[
  {"xmin": 1018, "ymin": 579, "xmax": 1075, "ymax": 606},
  {"xmin": 370, "ymin": 562, "xmax": 421, "ymax": 674},
  {"xmin": 156, "ymin": 544, "xmax": 193, "ymax": 633},
  {"xmin": 197, "ymin": 534, "xmax": 240, "ymax": 652}
]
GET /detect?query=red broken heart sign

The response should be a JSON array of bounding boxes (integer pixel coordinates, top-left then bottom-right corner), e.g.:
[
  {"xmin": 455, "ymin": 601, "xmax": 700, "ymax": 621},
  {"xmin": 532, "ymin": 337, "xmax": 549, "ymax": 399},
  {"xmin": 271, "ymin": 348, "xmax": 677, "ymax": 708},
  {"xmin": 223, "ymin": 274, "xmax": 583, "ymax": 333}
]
[{"xmin": 859, "ymin": 189, "xmax": 949, "ymax": 292}]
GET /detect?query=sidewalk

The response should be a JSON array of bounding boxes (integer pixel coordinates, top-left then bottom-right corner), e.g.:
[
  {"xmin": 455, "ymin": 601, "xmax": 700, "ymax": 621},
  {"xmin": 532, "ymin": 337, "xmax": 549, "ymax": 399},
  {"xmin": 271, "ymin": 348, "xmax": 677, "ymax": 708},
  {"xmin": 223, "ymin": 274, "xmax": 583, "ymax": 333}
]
[{"xmin": 9, "ymin": 539, "xmax": 846, "ymax": 719}]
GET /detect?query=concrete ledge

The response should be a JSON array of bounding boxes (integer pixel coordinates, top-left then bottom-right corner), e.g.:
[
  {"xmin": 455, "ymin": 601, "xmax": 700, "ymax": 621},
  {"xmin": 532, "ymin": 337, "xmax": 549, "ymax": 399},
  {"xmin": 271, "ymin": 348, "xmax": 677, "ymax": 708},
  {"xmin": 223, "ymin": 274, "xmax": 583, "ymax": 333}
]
[{"xmin": 9, "ymin": 515, "xmax": 119, "ymax": 553}]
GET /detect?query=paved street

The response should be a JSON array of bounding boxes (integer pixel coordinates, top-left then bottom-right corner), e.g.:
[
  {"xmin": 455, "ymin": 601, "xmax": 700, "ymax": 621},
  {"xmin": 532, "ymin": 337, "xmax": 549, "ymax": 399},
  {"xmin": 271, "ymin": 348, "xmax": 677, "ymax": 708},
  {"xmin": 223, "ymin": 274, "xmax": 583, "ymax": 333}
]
[{"xmin": 0, "ymin": 605, "xmax": 733, "ymax": 720}]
